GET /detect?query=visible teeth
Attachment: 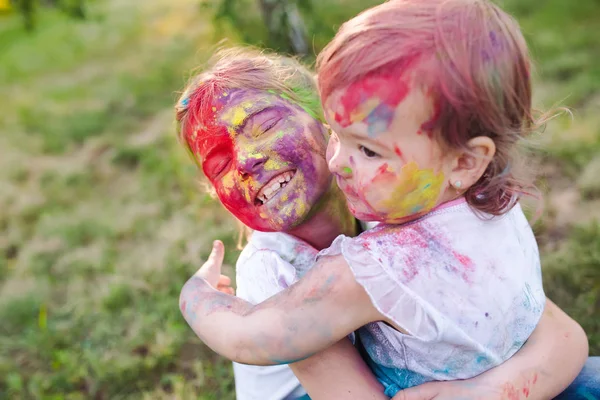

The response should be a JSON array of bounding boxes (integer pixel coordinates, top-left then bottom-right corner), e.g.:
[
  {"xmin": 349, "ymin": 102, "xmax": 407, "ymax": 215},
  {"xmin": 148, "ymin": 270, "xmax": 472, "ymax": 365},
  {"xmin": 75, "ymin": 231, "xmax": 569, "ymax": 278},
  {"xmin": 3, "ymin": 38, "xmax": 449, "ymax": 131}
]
[{"xmin": 257, "ymin": 171, "xmax": 295, "ymax": 205}]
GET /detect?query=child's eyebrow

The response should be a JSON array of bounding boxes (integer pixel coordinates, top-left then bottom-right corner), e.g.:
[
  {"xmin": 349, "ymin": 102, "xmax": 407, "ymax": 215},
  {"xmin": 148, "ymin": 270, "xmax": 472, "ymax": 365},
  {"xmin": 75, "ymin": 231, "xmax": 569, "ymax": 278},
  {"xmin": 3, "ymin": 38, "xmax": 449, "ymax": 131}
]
[
  {"xmin": 238, "ymin": 105, "xmax": 273, "ymax": 130},
  {"xmin": 345, "ymin": 130, "xmax": 388, "ymax": 148}
]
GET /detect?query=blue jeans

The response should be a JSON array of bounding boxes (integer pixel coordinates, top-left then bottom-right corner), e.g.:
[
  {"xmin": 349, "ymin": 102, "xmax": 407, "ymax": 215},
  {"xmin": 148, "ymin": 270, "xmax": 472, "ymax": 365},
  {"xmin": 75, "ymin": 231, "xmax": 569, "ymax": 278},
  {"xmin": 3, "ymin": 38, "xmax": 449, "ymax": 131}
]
[{"xmin": 555, "ymin": 357, "xmax": 600, "ymax": 399}]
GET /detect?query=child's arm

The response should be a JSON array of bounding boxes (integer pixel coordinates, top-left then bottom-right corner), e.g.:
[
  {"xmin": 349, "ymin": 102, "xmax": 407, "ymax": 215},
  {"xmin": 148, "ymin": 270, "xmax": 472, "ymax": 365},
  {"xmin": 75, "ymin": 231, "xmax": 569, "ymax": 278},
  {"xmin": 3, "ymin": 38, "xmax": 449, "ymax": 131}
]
[
  {"xmin": 393, "ymin": 299, "xmax": 588, "ymax": 400},
  {"xmin": 196, "ymin": 241, "xmax": 388, "ymax": 399},
  {"xmin": 180, "ymin": 247, "xmax": 383, "ymax": 365},
  {"xmin": 291, "ymin": 338, "xmax": 388, "ymax": 400}
]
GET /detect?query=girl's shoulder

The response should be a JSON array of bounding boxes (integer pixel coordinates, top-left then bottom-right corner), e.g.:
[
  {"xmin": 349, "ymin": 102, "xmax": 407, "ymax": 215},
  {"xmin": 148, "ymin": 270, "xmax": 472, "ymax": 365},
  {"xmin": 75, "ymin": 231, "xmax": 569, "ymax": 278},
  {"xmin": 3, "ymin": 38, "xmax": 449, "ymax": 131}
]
[{"xmin": 236, "ymin": 231, "xmax": 319, "ymax": 304}]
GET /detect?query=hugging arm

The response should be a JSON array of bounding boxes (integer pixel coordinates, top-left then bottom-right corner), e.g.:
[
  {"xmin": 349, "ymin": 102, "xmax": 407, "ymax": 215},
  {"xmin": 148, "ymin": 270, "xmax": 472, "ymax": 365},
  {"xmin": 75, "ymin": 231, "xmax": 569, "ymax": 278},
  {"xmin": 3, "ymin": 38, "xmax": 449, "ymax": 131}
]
[
  {"xmin": 394, "ymin": 299, "xmax": 588, "ymax": 400},
  {"xmin": 179, "ymin": 254, "xmax": 382, "ymax": 366},
  {"xmin": 291, "ymin": 338, "xmax": 387, "ymax": 400}
]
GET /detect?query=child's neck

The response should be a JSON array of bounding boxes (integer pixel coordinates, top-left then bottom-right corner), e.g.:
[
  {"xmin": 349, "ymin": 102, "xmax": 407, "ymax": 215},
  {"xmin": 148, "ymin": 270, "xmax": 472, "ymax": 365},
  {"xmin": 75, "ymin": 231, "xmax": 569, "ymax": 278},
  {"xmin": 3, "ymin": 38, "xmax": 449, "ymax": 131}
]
[{"xmin": 287, "ymin": 181, "xmax": 357, "ymax": 251}]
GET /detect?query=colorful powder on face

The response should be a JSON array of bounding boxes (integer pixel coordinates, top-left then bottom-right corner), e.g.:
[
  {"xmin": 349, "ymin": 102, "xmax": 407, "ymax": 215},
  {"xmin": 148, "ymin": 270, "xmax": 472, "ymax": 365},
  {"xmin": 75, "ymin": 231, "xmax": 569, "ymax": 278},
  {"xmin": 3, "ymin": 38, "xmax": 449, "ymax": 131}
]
[
  {"xmin": 193, "ymin": 89, "xmax": 328, "ymax": 232},
  {"xmin": 220, "ymin": 100, "xmax": 253, "ymax": 129},
  {"xmin": 333, "ymin": 64, "xmax": 414, "ymax": 137},
  {"xmin": 377, "ymin": 162, "xmax": 445, "ymax": 220},
  {"xmin": 342, "ymin": 167, "xmax": 352, "ymax": 175},
  {"xmin": 420, "ymin": 100, "xmax": 440, "ymax": 137},
  {"xmin": 376, "ymin": 163, "xmax": 390, "ymax": 176},
  {"xmin": 394, "ymin": 145, "xmax": 403, "ymax": 157}
]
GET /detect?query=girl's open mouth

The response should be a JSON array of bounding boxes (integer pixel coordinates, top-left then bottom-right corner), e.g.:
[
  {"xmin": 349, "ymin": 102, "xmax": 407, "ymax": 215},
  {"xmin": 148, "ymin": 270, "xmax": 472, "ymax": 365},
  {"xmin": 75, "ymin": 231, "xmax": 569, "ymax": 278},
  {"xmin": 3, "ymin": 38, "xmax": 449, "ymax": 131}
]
[{"xmin": 254, "ymin": 170, "xmax": 296, "ymax": 206}]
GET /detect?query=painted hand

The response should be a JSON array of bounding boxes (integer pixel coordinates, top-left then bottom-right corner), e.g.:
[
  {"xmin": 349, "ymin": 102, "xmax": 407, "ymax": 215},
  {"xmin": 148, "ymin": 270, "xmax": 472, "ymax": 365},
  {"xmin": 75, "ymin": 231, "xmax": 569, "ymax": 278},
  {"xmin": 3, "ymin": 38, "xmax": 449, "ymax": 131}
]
[{"xmin": 195, "ymin": 240, "xmax": 232, "ymax": 293}]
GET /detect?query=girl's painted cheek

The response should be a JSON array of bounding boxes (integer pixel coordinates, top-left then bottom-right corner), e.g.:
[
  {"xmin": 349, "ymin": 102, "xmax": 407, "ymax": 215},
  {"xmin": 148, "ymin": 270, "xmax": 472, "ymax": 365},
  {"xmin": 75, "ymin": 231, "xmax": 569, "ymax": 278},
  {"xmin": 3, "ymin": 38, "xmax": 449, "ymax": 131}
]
[{"xmin": 376, "ymin": 161, "xmax": 445, "ymax": 219}]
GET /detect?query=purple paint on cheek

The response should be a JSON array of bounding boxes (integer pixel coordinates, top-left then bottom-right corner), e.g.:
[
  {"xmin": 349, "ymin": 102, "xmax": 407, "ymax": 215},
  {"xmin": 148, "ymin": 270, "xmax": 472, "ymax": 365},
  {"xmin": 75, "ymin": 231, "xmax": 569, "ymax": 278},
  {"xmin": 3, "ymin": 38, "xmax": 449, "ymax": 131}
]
[{"xmin": 349, "ymin": 156, "xmax": 355, "ymax": 166}]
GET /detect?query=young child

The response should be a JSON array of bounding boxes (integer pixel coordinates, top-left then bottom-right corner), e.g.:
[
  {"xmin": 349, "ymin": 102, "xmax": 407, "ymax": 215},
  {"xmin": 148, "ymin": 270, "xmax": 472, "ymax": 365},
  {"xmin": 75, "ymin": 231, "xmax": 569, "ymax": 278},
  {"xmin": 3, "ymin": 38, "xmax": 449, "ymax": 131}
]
[{"xmin": 177, "ymin": 2, "xmax": 588, "ymax": 395}]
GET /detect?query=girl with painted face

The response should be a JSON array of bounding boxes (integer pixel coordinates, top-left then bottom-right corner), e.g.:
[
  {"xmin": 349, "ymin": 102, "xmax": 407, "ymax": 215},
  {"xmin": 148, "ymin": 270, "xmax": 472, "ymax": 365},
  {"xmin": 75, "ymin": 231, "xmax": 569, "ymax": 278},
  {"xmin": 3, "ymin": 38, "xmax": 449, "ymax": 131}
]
[{"xmin": 176, "ymin": 44, "xmax": 595, "ymax": 400}]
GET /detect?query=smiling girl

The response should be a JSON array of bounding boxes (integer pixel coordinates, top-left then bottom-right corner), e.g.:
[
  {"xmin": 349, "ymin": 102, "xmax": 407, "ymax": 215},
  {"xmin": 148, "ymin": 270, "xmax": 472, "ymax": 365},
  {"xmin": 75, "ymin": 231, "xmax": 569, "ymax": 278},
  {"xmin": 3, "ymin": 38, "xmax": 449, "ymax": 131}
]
[{"xmin": 176, "ymin": 41, "xmax": 594, "ymax": 400}]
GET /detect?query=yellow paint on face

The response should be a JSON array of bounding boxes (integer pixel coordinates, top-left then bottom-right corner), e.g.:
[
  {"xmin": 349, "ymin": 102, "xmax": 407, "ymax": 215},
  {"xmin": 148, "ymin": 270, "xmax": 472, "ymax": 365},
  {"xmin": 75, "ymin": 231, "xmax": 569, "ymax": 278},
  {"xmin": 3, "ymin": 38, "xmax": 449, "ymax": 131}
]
[
  {"xmin": 221, "ymin": 173, "xmax": 235, "ymax": 193},
  {"xmin": 220, "ymin": 100, "xmax": 253, "ymax": 129},
  {"xmin": 378, "ymin": 161, "xmax": 445, "ymax": 219},
  {"xmin": 349, "ymin": 97, "xmax": 380, "ymax": 125},
  {"xmin": 263, "ymin": 158, "xmax": 286, "ymax": 172}
]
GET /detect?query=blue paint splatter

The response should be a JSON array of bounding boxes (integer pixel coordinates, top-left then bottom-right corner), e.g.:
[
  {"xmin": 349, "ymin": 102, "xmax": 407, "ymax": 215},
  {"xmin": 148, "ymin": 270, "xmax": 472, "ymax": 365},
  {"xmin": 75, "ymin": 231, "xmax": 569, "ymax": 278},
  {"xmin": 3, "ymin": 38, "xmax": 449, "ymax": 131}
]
[{"xmin": 366, "ymin": 102, "xmax": 395, "ymax": 137}]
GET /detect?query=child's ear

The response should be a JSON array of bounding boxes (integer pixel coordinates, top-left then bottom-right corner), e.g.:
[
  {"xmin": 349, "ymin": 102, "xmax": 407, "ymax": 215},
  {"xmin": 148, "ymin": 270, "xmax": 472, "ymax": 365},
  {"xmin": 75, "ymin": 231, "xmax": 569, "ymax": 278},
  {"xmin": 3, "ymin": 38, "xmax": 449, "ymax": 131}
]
[{"xmin": 449, "ymin": 137, "xmax": 496, "ymax": 190}]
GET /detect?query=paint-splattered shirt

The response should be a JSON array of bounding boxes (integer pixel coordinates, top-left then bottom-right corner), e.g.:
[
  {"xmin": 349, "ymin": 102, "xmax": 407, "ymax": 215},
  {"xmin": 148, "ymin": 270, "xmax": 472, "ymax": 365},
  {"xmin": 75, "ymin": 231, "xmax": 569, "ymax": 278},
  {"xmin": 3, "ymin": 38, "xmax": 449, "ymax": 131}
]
[
  {"xmin": 318, "ymin": 198, "xmax": 546, "ymax": 397},
  {"xmin": 233, "ymin": 230, "xmax": 319, "ymax": 400}
]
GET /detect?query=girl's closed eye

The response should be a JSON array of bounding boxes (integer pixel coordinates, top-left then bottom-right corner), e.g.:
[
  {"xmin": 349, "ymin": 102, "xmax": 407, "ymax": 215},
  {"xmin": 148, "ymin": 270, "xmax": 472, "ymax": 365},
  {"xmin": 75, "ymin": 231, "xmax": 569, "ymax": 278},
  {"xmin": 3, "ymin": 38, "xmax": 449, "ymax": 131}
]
[
  {"xmin": 204, "ymin": 154, "xmax": 232, "ymax": 180},
  {"xmin": 359, "ymin": 145, "xmax": 379, "ymax": 158},
  {"xmin": 259, "ymin": 116, "xmax": 280, "ymax": 134},
  {"xmin": 251, "ymin": 107, "xmax": 289, "ymax": 137}
]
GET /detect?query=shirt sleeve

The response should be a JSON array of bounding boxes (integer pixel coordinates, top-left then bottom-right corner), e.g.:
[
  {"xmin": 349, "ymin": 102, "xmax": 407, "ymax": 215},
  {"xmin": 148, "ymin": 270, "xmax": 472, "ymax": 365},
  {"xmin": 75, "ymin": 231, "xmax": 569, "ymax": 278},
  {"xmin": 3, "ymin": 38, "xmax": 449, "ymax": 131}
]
[
  {"xmin": 318, "ymin": 234, "xmax": 439, "ymax": 339},
  {"xmin": 236, "ymin": 248, "xmax": 298, "ymax": 305}
]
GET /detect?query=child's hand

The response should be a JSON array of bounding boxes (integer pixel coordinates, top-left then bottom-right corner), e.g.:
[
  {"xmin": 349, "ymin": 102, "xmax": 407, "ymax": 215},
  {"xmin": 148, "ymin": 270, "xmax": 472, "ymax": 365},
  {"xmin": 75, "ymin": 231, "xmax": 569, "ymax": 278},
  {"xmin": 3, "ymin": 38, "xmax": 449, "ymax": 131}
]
[
  {"xmin": 195, "ymin": 240, "xmax": 234, "ymax": 295},
  {"xmin": 216, "ymin": 274, "xmax": 235, "ymax": 295}
]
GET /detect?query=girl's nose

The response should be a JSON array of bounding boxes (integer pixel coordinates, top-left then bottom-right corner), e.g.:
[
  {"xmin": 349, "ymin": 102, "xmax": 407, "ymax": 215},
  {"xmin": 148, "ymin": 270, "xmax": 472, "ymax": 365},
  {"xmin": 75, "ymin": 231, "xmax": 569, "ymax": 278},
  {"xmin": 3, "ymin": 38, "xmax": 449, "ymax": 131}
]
[
  {"xmin": 326, "ymin": 137, "xmax": 352, "ymax": 179},
  {"xmin": 237, "ymin": 152, "xmax": 268, "ymax": 179}
]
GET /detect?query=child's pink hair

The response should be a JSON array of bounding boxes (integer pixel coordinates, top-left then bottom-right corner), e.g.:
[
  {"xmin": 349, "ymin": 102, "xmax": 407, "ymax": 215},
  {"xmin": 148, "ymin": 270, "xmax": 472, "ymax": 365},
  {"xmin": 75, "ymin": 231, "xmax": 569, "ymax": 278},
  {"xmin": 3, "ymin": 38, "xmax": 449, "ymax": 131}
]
[{"xmin": 318, "ymin": 0, "xmax": 547, "ymax": 216}]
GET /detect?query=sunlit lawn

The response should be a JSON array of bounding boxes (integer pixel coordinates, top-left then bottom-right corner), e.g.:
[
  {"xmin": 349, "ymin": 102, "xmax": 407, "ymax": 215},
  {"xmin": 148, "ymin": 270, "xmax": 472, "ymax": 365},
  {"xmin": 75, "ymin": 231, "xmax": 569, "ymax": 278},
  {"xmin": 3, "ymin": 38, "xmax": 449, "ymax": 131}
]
[{"xmin": 0, "ymin": 0, "xmax": 598, "ymax": 398}]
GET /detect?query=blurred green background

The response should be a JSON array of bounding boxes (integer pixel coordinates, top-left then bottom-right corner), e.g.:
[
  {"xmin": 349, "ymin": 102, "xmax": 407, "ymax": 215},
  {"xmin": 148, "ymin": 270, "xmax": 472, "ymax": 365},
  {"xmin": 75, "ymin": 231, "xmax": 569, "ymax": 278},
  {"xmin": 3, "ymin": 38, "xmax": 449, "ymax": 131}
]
[{"xmin": 0, "ymin": 0, "xmax": 598, "ymax": 398}]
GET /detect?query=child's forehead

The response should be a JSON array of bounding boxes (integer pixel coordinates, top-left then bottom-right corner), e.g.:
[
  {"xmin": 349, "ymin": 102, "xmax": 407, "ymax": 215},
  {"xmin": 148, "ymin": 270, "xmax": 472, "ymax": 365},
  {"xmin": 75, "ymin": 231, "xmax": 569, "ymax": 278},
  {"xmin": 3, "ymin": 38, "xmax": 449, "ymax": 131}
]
[
  {"xmin": 325, "ymin": 74, "xmax": 435, "ymax": 123},
  {"xmin": 213, "ymin": 88, "xmax": 300, "ymax": 128}
]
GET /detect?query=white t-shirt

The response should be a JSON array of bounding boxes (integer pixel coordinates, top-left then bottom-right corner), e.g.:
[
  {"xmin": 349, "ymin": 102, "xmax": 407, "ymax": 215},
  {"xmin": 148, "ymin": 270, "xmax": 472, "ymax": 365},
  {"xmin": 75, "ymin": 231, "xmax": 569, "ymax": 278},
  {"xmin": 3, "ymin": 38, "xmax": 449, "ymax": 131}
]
[
  {"xmin": 318, "ymin": 198, "xmax": 545, "ymax": 396},
  {"xmin": 233, "ymin": 230, "xmax": 319, "ymax": 400}
]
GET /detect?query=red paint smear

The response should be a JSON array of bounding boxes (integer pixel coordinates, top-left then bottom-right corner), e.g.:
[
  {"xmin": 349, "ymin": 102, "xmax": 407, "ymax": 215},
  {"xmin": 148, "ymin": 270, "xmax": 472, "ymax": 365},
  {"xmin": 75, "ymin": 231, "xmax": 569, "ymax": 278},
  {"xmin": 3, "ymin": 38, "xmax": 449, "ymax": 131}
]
[
  {"xmin": 532, "ymin": 373, "xmax": 538, "ymax": 384},
  {"xmin": 523, "ymin": 387, "xmax": 530, "ymax": 397},
  {"xmin": 451, "ymin": 250, "xmax": 475, "ymax": 284},
  {"xmin": 394, "ymin": 145, "xmax": 403, "ymax": 157},
  {"xmin": 180, "ymin": 300, "xmax": 187, "ymax": 314},
  {"xmin": 372, "ymin": 163, "xmax": 396, "ymax": 185},
  {"xmin": 184, "ymin": 84, "xmax": 227, "ymax": 156},
  {"xmin": 335, "ymin": 61, "xmax": 416, "ymax": 127},
  {"xmin": 502, "ymin": 383, "xmax": 520, "ymax": 400},
  {"xmin": 420, "ymin": 99, "xmax": 441, "ymax": 138},
  {"xmin": 376, "ymin": 163, "xmax": 389, "ymax": 175}
]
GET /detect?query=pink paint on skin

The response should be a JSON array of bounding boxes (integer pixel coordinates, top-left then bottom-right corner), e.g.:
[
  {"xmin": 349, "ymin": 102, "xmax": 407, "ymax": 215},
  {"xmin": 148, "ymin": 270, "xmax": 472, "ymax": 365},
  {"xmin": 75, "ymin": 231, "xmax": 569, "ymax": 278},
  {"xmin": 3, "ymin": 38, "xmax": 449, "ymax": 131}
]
[
  {"xmin": 334, "ymin": 61, "xmax": 417, "ymax": 136},
  {"xmin": 376, "ymin": 163, "xmax": 390, "ymax": 176},
  {"xmin": 419, "ymin": 91, "xmax": 441, "ymax": 138},
  {"xmin": 502, "ymin": 383, "xmax": 520, "ymax": 400}
]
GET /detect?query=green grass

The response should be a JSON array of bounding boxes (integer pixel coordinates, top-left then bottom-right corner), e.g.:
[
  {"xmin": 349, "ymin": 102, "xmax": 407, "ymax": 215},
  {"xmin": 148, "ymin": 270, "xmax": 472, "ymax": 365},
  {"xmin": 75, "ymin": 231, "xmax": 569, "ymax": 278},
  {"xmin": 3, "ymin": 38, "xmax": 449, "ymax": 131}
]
[{"xmin": 0, "ymin": 0, "xmax": 599, "ymax": 398}]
